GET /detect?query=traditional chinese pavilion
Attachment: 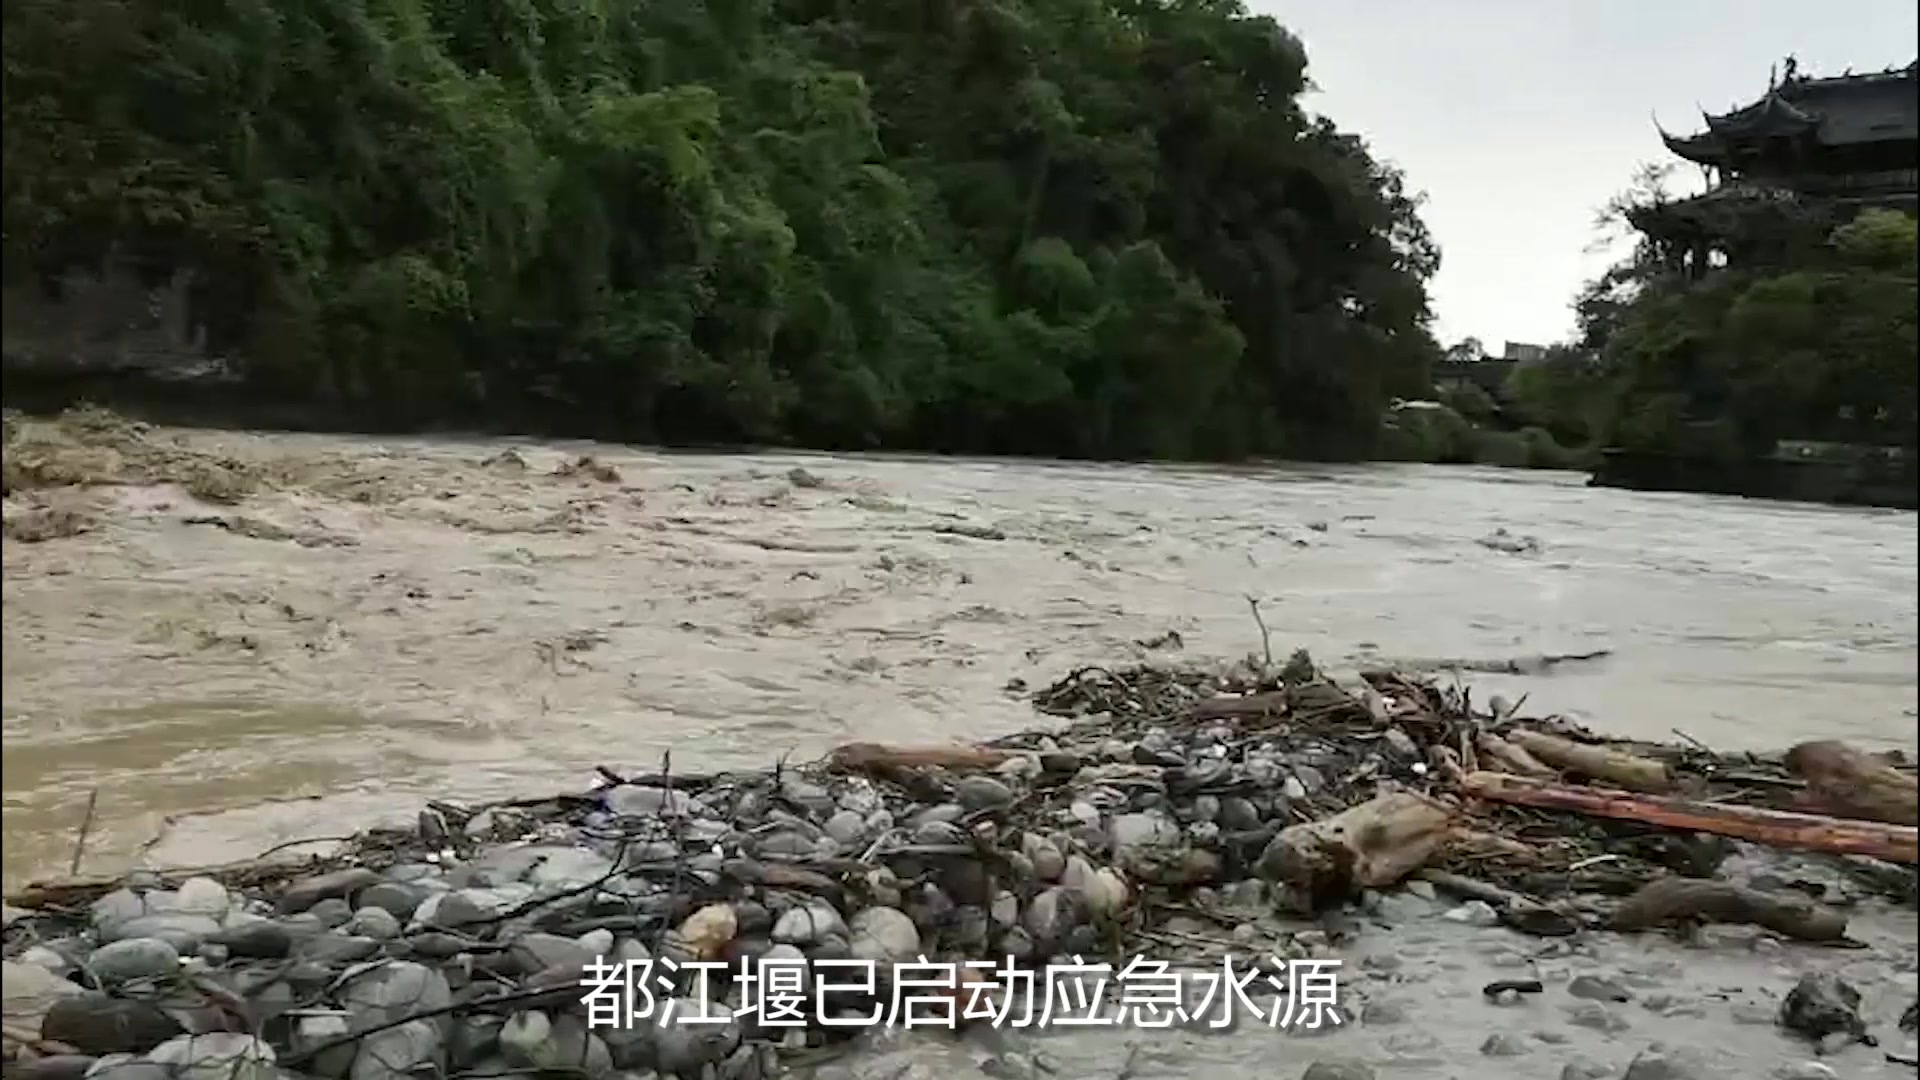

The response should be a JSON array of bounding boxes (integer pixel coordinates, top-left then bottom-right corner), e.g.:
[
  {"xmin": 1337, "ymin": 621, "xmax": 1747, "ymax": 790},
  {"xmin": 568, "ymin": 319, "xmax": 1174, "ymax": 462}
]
[{"xmin": 1640, "ymin": 58, "xmax": 1918, "ymax": 273}]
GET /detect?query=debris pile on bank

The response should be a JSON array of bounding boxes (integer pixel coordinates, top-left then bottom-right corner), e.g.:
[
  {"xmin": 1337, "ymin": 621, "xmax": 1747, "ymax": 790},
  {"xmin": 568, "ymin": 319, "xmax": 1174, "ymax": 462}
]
[{"xmin": 4, "ymin": 651, "xmax": 1916, "ymax": 1078}]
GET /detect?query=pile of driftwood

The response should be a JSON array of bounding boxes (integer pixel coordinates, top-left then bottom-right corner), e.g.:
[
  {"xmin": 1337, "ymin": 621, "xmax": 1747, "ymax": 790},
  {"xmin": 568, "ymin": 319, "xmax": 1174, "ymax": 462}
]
[
  {"xmin": 895, "ymin": 656, "xmax": 1918, "ymax": 943},
  {"xmin": 8, "ymin": 654, "xmax": 1915, "ymax": 947},
  {"xmin": 4, "ymin": 651, "xmax": 1913, "ymax": 1080}
]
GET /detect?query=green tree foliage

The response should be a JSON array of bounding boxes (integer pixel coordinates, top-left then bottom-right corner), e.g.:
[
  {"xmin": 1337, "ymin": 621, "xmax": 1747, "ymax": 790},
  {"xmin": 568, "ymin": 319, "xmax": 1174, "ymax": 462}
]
[
  {"xmin": 1597, "ymin": 207, "xmax": 1917, "ymax": 454},
  {"xmin": 1, "ymin": 0, "xmax": 1443, "ymax": 459},
  {"xmin": 1502, "ymin": 345, "xmax": 1614, "ymax": 447}
]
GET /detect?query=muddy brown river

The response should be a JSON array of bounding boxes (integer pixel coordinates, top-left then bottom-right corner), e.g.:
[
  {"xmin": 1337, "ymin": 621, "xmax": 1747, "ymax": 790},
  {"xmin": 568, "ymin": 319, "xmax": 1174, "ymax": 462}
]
[
  {"xmin": 4, "ymin": 428, "xmax": 1916, "ymax": 887},
  {"xmin": 5, "ymin": 426, "xmax": 1918, "ymax": 1078}
]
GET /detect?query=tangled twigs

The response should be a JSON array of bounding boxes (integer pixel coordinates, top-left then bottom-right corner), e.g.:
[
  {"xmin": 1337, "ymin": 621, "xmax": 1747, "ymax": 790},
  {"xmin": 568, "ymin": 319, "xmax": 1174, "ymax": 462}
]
[
  {"xmin": 1244, "ymin": 595, "xmax": 1274, "ymax": 672},
  {"xmin": 68, "ymin": 789, "xmax": 100, "ymax": 877}
]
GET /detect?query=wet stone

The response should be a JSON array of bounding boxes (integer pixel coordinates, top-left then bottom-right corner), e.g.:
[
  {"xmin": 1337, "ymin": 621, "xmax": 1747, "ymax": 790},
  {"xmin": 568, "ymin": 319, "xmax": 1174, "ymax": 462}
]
[
  {"xmin": 1292, "ymin": 764, "xmax": 1327, "ymax": 794},
  {"xmin": 1021, "ymin": 835, "xmax": 1065, "ymax": 881},
  {"xmin": 41, "ymin": 994, "xmax": 182, "ymax": 1055},
  {"xmin": 84, "ymin": 1061, "xmax": 173, "ymax": 1080},
  {"xmin": 525, "ymin": 846, "xmax": 617, "ymax": 889},
  {"xmin": 1443, "ymin": 900, "xmax": 1500, "ymax": 927},
  {"xmin": 16, "ymin": 945, "xmax": 75, "ymax": 976},
  {"xmin": 1778, "ymin": 972, "xmax": 1865, "ymax": 1043},
  {"xmin": 421, "ymin": 891, "xmax": 492, "ymax": 928},
  {"xmin": 773, "ymin": 901, "xmax": 847, "ymax": 946},
  {"xmin": 350, "ymin": 882, "xmax": 425, "ymax": 922},
  {"xmin": 954, "ymin": 775, "xmax": 1015, "ymax": 811},
  {"xmin": 278, "ymin": 912, "xmax": 329, "ymax": 937},
  {"xmin": 1108, "ymin": 812, "xmax": 1180, "ymax": 853},
  {"xmin": 337, "ymin": 960, "xmax": 452, "ymax": 1029},
  {"xmin": 308, "ymin": 897, "xmax": 355, "ymax": 928},
  {"xmin": 849, "ymin": 906, "xmax": 921, "ymax": 964},
  {"xmin": 1023, "ymin": 887, "xmax": 1085, "ymax": 951},
  {"xmin": 83, "ymin": 938, "xmax": 179, "ymax": 984},
  {"xmin": 293, "ymin": 1014, "xmax": 356, "ymax": 1077},
  {"xmin": 754, "ymin": 830, "xmax": 817, "ymax": 858},
  {"xmin": 652, "ymin": 999, "xmax": 740, "ymax": 1075},
  {"xmin": 1772, "ymin": 1064, "xmax": 1840, "ymax": 1079},
  {"xmin": 1300, "ymin": 1061, "xmax": 1376, "ymax": 1080},
  {"xmin": 809, "ymin": 934, "xmax": 853, "ymax": 963},
  {"xmin": 1563, "ymin": 1000, "xmax": 1632, "ymax": 1033},
  {"xmin": 990, "ymin": 891, "xmax": 1019, "ymax": 928},
  {"xmin": 824, "ymin": 810, "xmax": 866, "ymax": 845},
  {"xmin": 911, "ymin": 819, "xmax": 967, "ymax": 846},
  {"xmin": 350, "ymin": 1020, "xmax": 444, "ymax": 1080},
  {"xmin": 1480, "ymin": 1033, "xmax": 1529, "ymax": 1057},
  {"xmin": 89, "ymin": 890, "xmax": 145, "ymax": 929},
  {"xmin": 1640, "ymin": 992, "xmax": 1704, "ymax": 1018},
  {"xmin": 780, "ymin": 778, "xmax": 835, "ymax": 818},
  {"xmin": 96, "ymin": 914, "xmax": 220, "ymax": 953},
  {"xmin": 146, "ymin": 1033, "xmax": 277, "ymax": 1080},
  {"xmin": 1359, "ymin": 997, "xmax": 1409, "ymax": 1024},
  {"xmin": 298, "ymin": 933, "xmax": 382, "ymax": 964},
  {"xmin": 4, "ymin": 960, "xmax": 83, "ymax": 1035},
  {"xmin": 1569, "ymin": 973, "xmax": 1633, "ymax": 1002},
  {"xmin": 1621, "ymin": 1046, "xmax": 1702, "ymax": 1080},
  {"xmin": 7, "ymin": 1055, "xmax": 97, "ymax": 1080},
  {"xmin": 1171, "ymin": 759, "xmax": 1230, "ymax": 792},
  {"xmin": 949, "ymin": 905, "xmax": 990, "ymax": 953},
  {"xmin": 508, "ymin": 932, "xmax": 594, "ymax": 976},
  {"xmin": 173, "ymin": 878, "xmax": 231, "ymax": 918},
  {"xmin": 603, "ymin": 784, "xmax": 696, "ymax": 818},
  {"xmin": 499, "ymin": 1010, "xmax": 553, "ymax": 1067},
  {"xmin": 344, "ymin": 905, "xmax": 402, "ymax": 939}
]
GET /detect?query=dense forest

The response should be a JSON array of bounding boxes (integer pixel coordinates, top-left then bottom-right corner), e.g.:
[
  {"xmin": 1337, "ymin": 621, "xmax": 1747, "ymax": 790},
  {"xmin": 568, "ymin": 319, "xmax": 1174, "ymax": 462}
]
[
  {"xmin": 1504, "ymin": 166, "xmax": 1918, "ymax": 459},
  {"xmin": 1, "ymin": 0, "xmax": 1446, "ymax": 460}
]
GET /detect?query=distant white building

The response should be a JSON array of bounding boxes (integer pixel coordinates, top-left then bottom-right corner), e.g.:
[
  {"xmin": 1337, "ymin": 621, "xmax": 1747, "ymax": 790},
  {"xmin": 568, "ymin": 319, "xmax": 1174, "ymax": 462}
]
[{"xmin": 1502, "ymin": 341, "xmax": 1548, "ymax": 364}]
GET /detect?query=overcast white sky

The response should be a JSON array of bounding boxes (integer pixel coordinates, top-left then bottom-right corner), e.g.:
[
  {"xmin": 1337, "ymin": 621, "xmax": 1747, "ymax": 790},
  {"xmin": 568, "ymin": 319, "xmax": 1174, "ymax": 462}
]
[{"xmin": 1256, "ymin": 0, "xmax": 1919, "ymax": 351}]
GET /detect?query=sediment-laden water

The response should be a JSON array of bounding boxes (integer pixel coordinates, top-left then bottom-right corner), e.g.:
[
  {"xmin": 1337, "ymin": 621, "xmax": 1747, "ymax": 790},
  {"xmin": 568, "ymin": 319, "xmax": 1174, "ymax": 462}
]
[
  {"xmin": 5, "ymin": 426, "xmax": 1916, "ymax": 1079},
  {"xmin": 4, "ymin": 428, "xmax": 1915, "ymax": 886}
]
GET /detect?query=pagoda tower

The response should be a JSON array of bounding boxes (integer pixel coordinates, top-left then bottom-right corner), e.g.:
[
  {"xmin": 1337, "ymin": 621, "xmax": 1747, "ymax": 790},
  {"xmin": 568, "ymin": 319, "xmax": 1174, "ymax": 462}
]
[{"xmin": 1638, "ymin": 59, "xmax": 1917, "ymax": 275}]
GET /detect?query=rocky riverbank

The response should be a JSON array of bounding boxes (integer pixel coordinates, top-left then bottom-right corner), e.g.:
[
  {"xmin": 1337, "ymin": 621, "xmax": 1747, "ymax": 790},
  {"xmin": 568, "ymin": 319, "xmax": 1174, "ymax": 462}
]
[{"xmin": 5, "ymin": 659, "xmax": 1918, "ymax": 1080}]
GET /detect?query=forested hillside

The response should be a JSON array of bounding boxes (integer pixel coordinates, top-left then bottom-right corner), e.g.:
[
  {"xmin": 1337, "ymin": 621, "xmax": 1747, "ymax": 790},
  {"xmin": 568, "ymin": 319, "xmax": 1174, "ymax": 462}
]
[
  {"xmin": 1507, "ymin": 165, "xmax": 1919, "ymax": 459},
  {"xmin": 1, "ymin": 0, "xmax": 1444, "ymax": 459}
]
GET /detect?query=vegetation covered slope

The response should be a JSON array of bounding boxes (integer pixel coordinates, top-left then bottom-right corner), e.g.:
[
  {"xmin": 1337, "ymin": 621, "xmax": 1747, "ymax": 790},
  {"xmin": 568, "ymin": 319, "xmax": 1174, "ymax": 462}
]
[
  {"xmin": 1, "ymin": 0, "xmax": 1443, "ymax": 460},
  {"xmin": 1514, "ymin": 165, "xmax": 1918, "ymax": 459}
]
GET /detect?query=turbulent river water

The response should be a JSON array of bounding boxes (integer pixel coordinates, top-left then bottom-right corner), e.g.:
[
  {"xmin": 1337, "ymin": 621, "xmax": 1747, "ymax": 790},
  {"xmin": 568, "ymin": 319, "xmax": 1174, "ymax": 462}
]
[
  {"xmin": 4, "ymin": 427, "xmax": 1919, "ymax": 1078},
  {"xmin": 4, "ymin": 429, "xmax": 1917, "ymax": 887}
]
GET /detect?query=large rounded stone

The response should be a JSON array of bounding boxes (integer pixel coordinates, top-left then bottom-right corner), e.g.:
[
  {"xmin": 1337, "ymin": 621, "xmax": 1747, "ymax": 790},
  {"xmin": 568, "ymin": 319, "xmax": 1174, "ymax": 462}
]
[
  {"xmin": 41, "ymin": 994, "xmax": 181, "ymax": 1055},
  {"xmin": 84, "ymin": 939, "xmax": 179, "ymax": 984}
]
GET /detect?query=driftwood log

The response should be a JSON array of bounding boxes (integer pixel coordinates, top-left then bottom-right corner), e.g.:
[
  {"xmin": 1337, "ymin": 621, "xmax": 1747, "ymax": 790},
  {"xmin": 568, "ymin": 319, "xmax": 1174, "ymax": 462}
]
[
  {"xmin": 1785, "ymin": 740, "xmax": 1920, "ymax": 827},
  {"xmin": 1257, "ymin": 790, "xmax": 1456, "ymax": 907},
  {"xmin": 1445, "ymin": 827, "xmax": 1541, "ymax": 862},
  {"xmin": 1462, "ymin": 771, "xmax": 1919, "ymax": 864},
  {"xmin": 1475, "ymin": 732, "xmax": 1556, "ymax": 778},
  {"xmin": 1608, "ymin": 876, "xmax": 1850, "ymax": 943},
  {"xmin": 1506, "ymin": 729, "xmax": 1673, "ymax": 793},
  {"xmin": 1416, "ymin": 868, "xmax": 1580, "ymax": 936},
  {"xmin": 827, "ymin": 743, "xmax": 1017, "ymax": 775},
  {"xmin": 7, "ymin": 853, "xmax": 355, "ymax": 910}
]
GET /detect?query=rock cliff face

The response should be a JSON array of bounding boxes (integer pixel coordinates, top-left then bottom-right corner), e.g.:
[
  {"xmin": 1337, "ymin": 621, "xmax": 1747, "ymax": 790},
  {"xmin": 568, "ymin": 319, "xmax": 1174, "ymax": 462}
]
[{"xmin": 2, "ymin": 259, "xmax": 216, "ymax": 377}]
